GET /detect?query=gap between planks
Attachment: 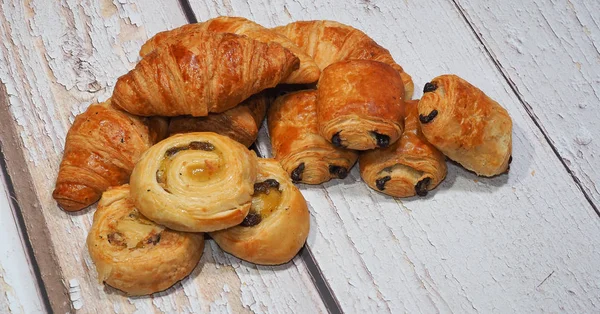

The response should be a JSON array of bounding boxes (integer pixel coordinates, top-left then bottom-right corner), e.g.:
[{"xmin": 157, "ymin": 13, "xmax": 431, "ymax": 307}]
[{"xmin": 450, "ymin": 0, "xmax": 600, "ymax": 218}]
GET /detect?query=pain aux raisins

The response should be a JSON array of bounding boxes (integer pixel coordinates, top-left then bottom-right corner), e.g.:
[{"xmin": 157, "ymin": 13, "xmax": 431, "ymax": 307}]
[
  {"xmin": 329, "ymin": 165, "xmax": 348, "ymax": 179},
  {"xmin": 414, "ymin": 177, "xmax": 431, "ymax": 197}
]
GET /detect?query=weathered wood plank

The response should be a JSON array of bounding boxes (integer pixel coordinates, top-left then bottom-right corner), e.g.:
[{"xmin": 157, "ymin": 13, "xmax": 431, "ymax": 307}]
[
  {"xmin": 454, "ymin": 0, "xmax": 600, "ymax": 210},
  {"xmin": 189, "ymin": 0, "xmax": 600, "ymax": 312},
  {"xmin": 0, "ymin": 0, "xmax": 326, "ymax": 312}
]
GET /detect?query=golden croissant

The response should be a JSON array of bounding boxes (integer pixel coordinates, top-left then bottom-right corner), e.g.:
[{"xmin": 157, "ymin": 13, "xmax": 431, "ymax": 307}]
[
  {"xmin": 140, "ymin": 16, "xmax": 320, "ymax": 84},
  {"xmin": 53, "ymin": 101, "xmax": 167, "ymax": 211},
  {"xmin": 418, "ymin": 75, "xmax": 512, "ymax": 177},
  {"xmin": 112, "ymin": 31, "xmax": 299, "ymax": 117},
  {"xmin": 168, "ymin": 92, "xmax": 268, "ymax": 147},
  {"xmin": 273, "ymin": 20, "xmax": 414, "ymax": 99}
]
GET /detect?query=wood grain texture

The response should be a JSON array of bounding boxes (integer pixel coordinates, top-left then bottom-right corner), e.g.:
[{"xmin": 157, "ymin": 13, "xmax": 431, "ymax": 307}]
[
  {"xmin": 454, "ymin": 0, "xmax": 600, "ymax": 209},
  {"xmin": 0, "ymin": 1, "xmax": 325, "ymax": 313},
  {"xmin": 188, "ymin": 0, "xmax": 600, "ymax": 312}
]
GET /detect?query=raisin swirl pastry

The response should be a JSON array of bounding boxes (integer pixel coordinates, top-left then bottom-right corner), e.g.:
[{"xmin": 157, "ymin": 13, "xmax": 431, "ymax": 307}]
[
  {"xmin": 168, "ymin": 92, "xmax": 268, "ymax": 147},
  {"xmin": 87, "ymin": 185, "xmax": 204, "ymax": 296},
  {"xmin": 268, "ymin": 89, "xmax": 357, "ymax": 184},
  {"xmin": 210, "ymin": 159, "xmax": 309, "ymax": 265},
  {"xmin": 359, "ymin": 100, "xmax": 447, "ymax": 197},
  {"xmin": 317, "ymin": 60, "xmax": 405, "ymax": 150},
  {"xmin": 130, "ymin": 132, "xmax": 258, "ymax": 232},
  {"xmin": 418, "ymin": 75, "xmax": 512, "ymax": 176}
]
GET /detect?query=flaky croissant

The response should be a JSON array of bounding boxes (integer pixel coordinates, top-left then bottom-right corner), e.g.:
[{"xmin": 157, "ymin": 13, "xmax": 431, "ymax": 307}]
[
  {"xmin": 273, "ymin": 20, "xmax": 414, "ymax": 99},
  {"xmin": 418, "ymin": 75, "xmax": 512, "ymax": 177},
  {"xmin": 268, "ymin": 89, "xmax": 358, "ymax": 184},
  {"xmin": 359, "ymin": 100, "xmax": 447, "ymax": 197},
  {"xmin": 53, "ymin": 101, "xmax": 167, "ymax": 211},
  {"xmin": 112, "ymin": 31, "xmax": 299, "ymax": 117},
  {"xmin": 168, "ymin": 92, "xmax": 268, "ymax": 147},
  {"xmin": 140, "ymin": 17, "xmax": 320, "ymax": 84},
  {"xmin": 87, "ymin": 185, "xmax": 204, "ymax": 295}
]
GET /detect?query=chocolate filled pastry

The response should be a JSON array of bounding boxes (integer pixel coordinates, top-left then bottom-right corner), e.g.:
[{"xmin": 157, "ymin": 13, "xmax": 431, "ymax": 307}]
[
  {"xmin": 168, "ymin": 92, "xmax": 268, "ymax": 147},
  {"xmin": 112, "ymin": 31, "xmax": 299, "ymax": 117},
  {"xmin": 359, "ymin": 100, "xmax": 447, "ymax": 197},
  {"xmin": 140, "ymin": 16, "xmax": 320, "ymax": 84},
  {"xmin": 317, "ymin": 60, "xmax": 405, "ymax": 150},
  {"xmin": 418, "ymin": 75, "xmax": 512, "ymax": 176},
  {"xmin": 53, "ymin": 101, "xmax": 167, "ymax": 211},
  {"xmin": 268, "ymin": 90, "xmax": 358, "ymax": 184},
  {"xmin": 87, "ymin": 185, "xmax": 204, "ymax": 296},
  {"xmin": 273, "ymin": 20, "xmax": 414, "ymax": 99},
  {"xmin": 210, "ymin": 159, "xmax": 309, "ymax": 265},
  {"xmin": 130, "ymin": 132, "xmax": 258, "ymax": 232}
]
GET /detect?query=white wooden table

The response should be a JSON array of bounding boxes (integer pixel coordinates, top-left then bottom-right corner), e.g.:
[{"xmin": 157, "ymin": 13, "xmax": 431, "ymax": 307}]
[{"xmin": 1, "ymin": 0, "xmax": 599, "ymax": 313}]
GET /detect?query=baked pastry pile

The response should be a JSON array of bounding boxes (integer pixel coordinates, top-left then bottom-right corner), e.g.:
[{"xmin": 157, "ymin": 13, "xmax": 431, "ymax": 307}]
[{"xmin": 53, "ymin": 16, "xmax": 512, "ymax": 296}]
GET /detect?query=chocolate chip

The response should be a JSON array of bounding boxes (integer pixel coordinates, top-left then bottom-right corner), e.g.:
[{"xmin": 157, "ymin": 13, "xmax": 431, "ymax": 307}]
[
  {"xmin": 189, "ymin": 141, "xmax": 215, "ymax": 151},
  {"xmin": 423, "ymin": 82, "xmax": 437, "ymax": 93},
  {"xmin": 415, "ymin": 177, "xmax": 431, "ymax": 197},
  {"xmin": 419, "ymin": 110, "xmax": 438, "ymax": 124},
  {"xmin": 375, "ymin": 176, "xmax": 391, "ymax": 191},
  {"xmin": 331, "ymin": 132, "xmax": 343, "ymax": 147},
  {"xmin": 329, "ymin": 165, "xmax": 348, "ymax": 179},
  {"xmin": 372, "ymin": 132, "xmax": 390, "ymax": 148},
  {"xmin": 240, "ymin": 211, "xmax": 262, "ymax": 227},
  {"xmin": 291, "ymin": 162, "xmax": 305, "ymax": 182},
  {"xmin": 254, "ymin": 179, "xmax": 280, "ymax": 194},
  {"xmin": 509, "ymin": 155, "xmax": 513, "ymax": 164}
]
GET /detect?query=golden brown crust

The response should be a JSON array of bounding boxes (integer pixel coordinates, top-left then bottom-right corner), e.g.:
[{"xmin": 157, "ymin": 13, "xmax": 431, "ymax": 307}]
[
  {"xmin": 140, "ymin": 17, "xmax": 319, "ymax": 84},
  {"xmin": 359, "ymin": 100, "xmax": 447, "ymax": 197},
  {"xmin": 418, "ymin": 75, "xmax": 512, "ymax": 177},
  {"xmin": 268, "ymin": 90, "xmax": 357, "ymax": 184},
  {"xmin": 87, "ymin": 185, "xmax": 204, "ymax": 296},
  {"xmin": 130, "ymin": 132, "xmax": 258, "ymax": 232},
  {"xmin": 52, "ymin": 101, "xmax": 164, "ymax": 211},
  {"xmin": 112, "ymin": 31, "xmax": 299, "ymax": 117},
  {"xmin": 210, "ymin": 159, "xmax": 309, "ymax": 265},
  {"xmin": 273, "ymin": 20, "xmax": 414, "ymax": 99},
  {"xmin": 168, "ymin": 92, "xmax": 268, "ymax": 147},
  {"xmin": 317, "ymin": 60, "xmax": 405, "ymax": 150}
]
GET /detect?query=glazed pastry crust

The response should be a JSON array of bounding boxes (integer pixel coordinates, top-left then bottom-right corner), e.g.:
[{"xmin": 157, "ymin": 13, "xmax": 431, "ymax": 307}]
[
  {"xmin": 168, "ymin": 92, "xmax": 268, "ymax": 147},
  {"xmin": 273, "ymin": 20, "xmax": 413, "ymax": 99},
  {"xmin": 210, "ymin": 159, "xmax": 310, "ymax": 265},
  {"xmin": 112, "ymin": 31, "xmax": 299, "ymax": 117},
  {"xmin": 87, "ymin": 185, "xmax": 204, "ymax": 296},
  {"xmin": 130, "ymin": 132, "xmax": 258, "ymax": 232},
  {"xmin": 53, "ymin": 101, "xmax": 166, "ymax": 211},
  {"xmin": 360, "ymin": 100, "xmax": 447, "ymax": 197},
  {"xmin": 418, "ymin": 75, "xmax": 512, "ymax": 176},
  {"xmin": 317, "ymin": 60, "xmax": 405, "ymax": 150},
  {"xmin": 140, "ymin": 16, "xmax": 320, "ymax": 84},
  {"xmin": 268, "ymin": 90, "xmax": 357, "ymax": 184}
]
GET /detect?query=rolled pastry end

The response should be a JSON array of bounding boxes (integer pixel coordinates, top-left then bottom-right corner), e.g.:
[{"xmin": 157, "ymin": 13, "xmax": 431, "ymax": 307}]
[{"xmin": 364, "ymin": 163, "xmax": 442, "ymax": 198}]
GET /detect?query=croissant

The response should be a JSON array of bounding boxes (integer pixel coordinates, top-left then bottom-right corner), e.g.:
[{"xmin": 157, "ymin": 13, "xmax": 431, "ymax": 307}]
[
  {"xmin": 418, "ymin": 75, "xmax": 512, "ymax": 177},
  {"xmin": 130, "ymin": 132, "xmax": 258, "ymax": 232},
  {"xmin": 268, "ymin": 89, "xmax": 358, "ymax": 184},
  {"xmin": 168, "ymin": 92, "xmax": 268, "ymax": 147},
  {"xmin": 140, "ymin": 17, "xmax": 320, "ymax": 84},
  {"xmin": 359, "ymin": 100, "xmax": 447, "ymax": 197},
  {"xmin": 112, "ymin": 31, "xmax": 299, "ymax": 117},
  {"xmin": 53, "ymin": 101, "xmax": 167, "ymax": 211},
  {"xmin": 210, "ymin": 159, "xmax": 309, "ymax": 265},
  {"xmin": 273, "ymin": 20, "xmax": 414, "ymax": 99},
  {"xmin": 317, "ymin": 60, "xmax": 405, "ymax": 150},
  {"xmin": 87, "ymin": 185, "xmax": 204, "ymax": 295}
]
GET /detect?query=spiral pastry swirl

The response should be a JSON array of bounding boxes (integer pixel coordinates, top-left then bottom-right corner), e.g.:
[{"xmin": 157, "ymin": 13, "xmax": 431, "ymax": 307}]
[
  {"xmin": 87, "ymin": 185, "xmax": 204, "ymax": 296},
  {"xmin": 130, "ymin": 132, "xmax": 258, "ymax": 232}
]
